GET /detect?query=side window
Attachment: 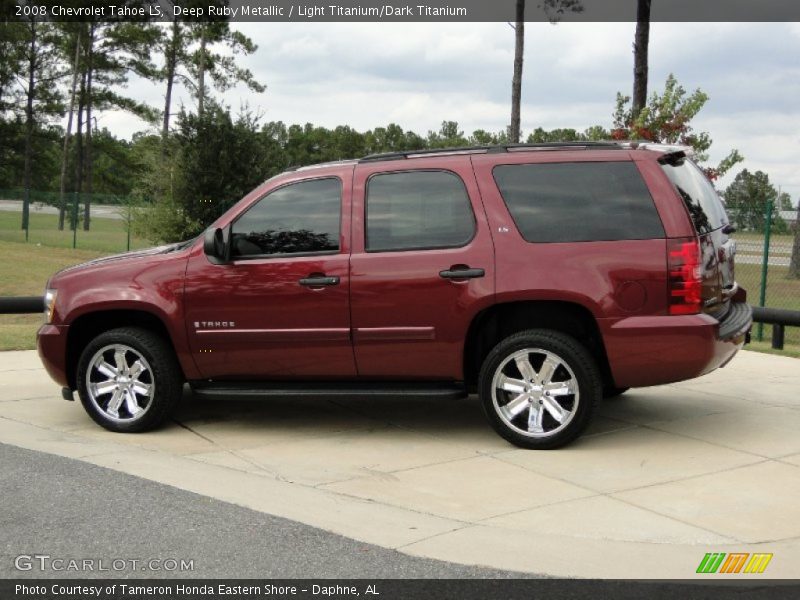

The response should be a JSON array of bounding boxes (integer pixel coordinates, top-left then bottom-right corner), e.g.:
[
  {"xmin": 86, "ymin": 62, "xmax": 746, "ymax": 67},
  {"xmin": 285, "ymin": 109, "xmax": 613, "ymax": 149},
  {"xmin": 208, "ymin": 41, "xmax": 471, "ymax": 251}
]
[
  {"xmin": 493, "ymin": 162, "xmax": 665, "ymax": 243},
  {"xmin": 231, "ymin": 178, "xmax": 341, "ymax": 257},
  {"xmin": 366, "ymin": 170, "xmax": 475, "ymax": 252}
]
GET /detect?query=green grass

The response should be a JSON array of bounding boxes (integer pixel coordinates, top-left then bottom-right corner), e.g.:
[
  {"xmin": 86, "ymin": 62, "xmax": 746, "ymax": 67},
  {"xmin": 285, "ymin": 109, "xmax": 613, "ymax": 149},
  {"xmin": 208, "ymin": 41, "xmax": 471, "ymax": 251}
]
[{"xmin": 0, "ymin": 209, "xmax": 151, "ymax": 253}]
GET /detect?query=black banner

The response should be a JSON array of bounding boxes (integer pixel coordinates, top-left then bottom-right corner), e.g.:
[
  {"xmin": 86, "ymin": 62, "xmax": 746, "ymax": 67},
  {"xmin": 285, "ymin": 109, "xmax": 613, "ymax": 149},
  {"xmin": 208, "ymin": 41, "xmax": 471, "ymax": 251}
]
[
  {"xmin": 3, "ymin": 579, "xmax": 800, "ymax": 600},
  {"xmin": 4, "ymin": 0, "xmax": 800, "ymax": 23}
]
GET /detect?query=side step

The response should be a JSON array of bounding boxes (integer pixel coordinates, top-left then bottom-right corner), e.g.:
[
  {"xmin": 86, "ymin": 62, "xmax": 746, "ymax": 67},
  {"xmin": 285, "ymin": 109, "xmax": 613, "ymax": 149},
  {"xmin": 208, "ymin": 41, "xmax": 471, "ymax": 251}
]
[{"xmin": 189, "ymin": 381, "xmax": 468, "ymax": 401}]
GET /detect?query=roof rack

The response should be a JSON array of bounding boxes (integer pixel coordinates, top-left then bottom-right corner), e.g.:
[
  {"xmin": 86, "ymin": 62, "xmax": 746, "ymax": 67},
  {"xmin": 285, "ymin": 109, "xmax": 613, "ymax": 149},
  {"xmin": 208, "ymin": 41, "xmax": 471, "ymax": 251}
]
[{"xmin": 358, "ymin": 141, "xmax": 626, "ymax": 163}]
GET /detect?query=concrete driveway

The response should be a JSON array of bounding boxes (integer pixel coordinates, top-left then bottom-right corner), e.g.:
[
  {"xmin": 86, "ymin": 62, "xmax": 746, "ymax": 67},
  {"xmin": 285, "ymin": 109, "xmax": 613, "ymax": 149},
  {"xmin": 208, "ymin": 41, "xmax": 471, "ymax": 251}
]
[{"xmin": 1, "ymin": 349, "xmax": 799, "ymax": 578}]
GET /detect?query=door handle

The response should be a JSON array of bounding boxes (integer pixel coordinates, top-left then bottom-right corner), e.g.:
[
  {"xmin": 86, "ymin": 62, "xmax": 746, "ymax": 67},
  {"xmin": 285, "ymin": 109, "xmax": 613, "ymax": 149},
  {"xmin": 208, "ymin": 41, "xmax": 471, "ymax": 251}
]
[
  {"xmin": 439, "ymin": 267, "xmax": 485, "ymax": 280},
  {"xmin": 299, "ymin": 276, "xmax": 340, "ymax": 287}
]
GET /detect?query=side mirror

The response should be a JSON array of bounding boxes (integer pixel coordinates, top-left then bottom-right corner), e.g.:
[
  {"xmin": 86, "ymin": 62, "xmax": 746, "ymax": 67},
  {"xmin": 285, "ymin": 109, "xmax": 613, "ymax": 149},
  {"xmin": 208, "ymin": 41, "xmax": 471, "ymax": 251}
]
[{"xmin": 203, "ymin": 226, "xmax": 231, "ymax": 264}]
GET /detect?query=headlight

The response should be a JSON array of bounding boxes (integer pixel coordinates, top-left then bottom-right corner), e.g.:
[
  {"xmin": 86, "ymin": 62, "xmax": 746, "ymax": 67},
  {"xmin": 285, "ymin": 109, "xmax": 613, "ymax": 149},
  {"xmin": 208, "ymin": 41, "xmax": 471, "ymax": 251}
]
[{"xmin": 43, "ymin": 289, "xmax": 58, "ymax": 324}]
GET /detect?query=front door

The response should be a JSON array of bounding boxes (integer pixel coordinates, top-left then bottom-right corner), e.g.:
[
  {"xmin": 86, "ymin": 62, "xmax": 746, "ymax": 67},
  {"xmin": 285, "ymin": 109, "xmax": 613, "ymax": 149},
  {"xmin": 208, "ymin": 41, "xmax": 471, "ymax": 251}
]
[{"xmin": 184, "ymin": 173, "xmax": 357, "ymax": 379}]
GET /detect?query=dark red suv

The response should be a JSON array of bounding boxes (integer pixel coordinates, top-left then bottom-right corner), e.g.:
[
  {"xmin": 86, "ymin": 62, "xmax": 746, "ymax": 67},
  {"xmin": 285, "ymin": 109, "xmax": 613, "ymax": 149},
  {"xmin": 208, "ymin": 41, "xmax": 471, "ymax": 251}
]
[{"xmin": 37, "ymin": 142, "xmax": 752, "ymax": 449}]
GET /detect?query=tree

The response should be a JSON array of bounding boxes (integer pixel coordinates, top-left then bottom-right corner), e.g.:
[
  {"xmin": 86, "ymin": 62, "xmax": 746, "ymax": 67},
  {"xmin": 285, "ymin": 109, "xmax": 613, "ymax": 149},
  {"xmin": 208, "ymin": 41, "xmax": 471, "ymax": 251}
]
[
  {"xmin": 723, "ymin": 170, "xmax": 779, "ymax": 232},
  {"xmin": 134, "ymin": 104, "xmax": 268, "ymax": 242},
  {"xmin": 778, "ymin": 191, "xmax": 793, "ymax": 211},
  {"xmin": 15, "ymin": 13, "xmax": 65, "ymax": 232},
  {"xmin": 157, "ymin": 3, "xmax": 264, "ymax": 136},
  {"xmin": 509, "ymin": 0, "xmax": 583, "ymax": 143},
  {"xmin": 427, "ymin": 120, "xmax": 468, "ymax": 148},
  {"xmin": 612, "ymin": 74, "xmax": 743, "ymax": 180},
  {"xmin": 510, "ymin": 0, "xmax": 525, "ymax": 144},
  {"xmin": 632, "ymin": 0, "xmax": 652, "ymax": 119}
]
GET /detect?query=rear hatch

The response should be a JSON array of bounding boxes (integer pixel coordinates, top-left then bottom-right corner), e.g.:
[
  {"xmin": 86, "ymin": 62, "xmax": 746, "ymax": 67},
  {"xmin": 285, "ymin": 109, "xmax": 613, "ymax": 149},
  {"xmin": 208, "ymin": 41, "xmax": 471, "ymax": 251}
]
[{"xmin": 660, "ymin": 155, "xmax": 737, "ymax": 319}]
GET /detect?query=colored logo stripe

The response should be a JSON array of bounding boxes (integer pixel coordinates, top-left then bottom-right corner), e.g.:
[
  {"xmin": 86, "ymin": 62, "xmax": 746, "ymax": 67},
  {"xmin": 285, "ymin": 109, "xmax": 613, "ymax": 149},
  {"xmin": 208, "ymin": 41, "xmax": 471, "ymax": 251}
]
[
  {"xmin": 744, "ymin": 554, "xmax": 773, "ymax": 574},
  {"xmin": 696, "ymin": 553, "xmax": 773, "ymax": 574},
  {"xmin": 720, "ymin": 553, "xmax": 749, "ymax": 573},
  {"xmin": 697, "ymin": 553, "xmax": 726, "ymax": 574}
]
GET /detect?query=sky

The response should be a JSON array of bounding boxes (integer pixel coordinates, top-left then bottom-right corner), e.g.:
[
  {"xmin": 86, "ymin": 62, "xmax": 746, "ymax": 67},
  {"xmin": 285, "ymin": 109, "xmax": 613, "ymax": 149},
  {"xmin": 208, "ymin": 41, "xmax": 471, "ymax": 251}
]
[{"xmin": 99, "ymin": 22, "xmax": 800, "ymax": 202}]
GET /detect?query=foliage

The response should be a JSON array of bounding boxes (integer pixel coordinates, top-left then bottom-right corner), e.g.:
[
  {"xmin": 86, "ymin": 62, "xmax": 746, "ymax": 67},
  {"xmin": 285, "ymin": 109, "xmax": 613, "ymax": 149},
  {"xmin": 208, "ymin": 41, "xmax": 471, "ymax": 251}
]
[
  {"xmin": 723, "ymin": 169, "xmax": 787, "ymax": 233},
  {"xmin": 134, "ymin": 103, "xmax": 268, "ymax": 241},
  {"xmin": 611, "ymin": 74, "xmax": 743, "ymax": 180}
]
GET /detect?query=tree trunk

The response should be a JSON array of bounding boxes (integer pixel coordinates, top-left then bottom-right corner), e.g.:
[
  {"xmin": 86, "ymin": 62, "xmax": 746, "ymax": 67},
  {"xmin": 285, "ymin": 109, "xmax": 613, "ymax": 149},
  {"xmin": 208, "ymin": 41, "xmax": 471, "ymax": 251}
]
[
  {"xmin": 73, "ymin": 71, "xmax": 85, "ymax": 232},
  {"xmin": 58, "ymin": 27, "xmax": 81, "ymax": 231},
  {"xmin": 83, "ymin": 23, "xmax": 94, "ymax": 231},
  {"xmin": 21, "ymin": 21, "xmax": 36, "ymax": 233},
  {"xmin": 162, "ymin": 18, "xmax": 179, "ymax": 139},
  {"xmin": 789, "ymin": 212, "xmax": 800, "ymax": 279},
  {"xmin": 197, "ymin": 26, "xmax": 207, "ymax": 118},
  {"xmin": 632, "ymin": 0, "xmax": 651, "ymax": 120},
  {"xmin": 510, "ymin": 0, "xmax": 525, "ymax": 144}
]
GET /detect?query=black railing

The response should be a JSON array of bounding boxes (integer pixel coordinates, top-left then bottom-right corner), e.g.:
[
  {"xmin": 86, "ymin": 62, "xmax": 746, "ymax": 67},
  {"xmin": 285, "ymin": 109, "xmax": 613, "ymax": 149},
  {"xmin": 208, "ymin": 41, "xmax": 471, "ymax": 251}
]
[
  {"xmin": 0, "ymin": 296, "xmax": 43, "ymax": 314},
  {"xmin": 751, "ymin": 307, "xmax": 800, "ymax": 350}
]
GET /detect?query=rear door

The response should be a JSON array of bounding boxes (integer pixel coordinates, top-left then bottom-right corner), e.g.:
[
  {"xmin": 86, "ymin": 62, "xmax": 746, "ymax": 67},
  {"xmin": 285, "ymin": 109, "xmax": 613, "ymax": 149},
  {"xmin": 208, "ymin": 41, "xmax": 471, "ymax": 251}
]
[
  {"xmin": 659, "ymin": 157, "xmax": 737, "ymax": 316},
  {"xmin": 349, "ymin": 156, "xmax": 495, "ymax": 380}
]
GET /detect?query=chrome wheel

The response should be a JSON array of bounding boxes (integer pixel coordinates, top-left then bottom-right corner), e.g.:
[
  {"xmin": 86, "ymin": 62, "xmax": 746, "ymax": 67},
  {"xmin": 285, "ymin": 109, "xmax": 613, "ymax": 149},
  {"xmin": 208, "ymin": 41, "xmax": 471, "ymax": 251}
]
[
  {"xmin": 490, "ymin": 348, "xmax": 579, "ymax": 439},
  {"xmin": 85, "ymin": 344, "xmax": 155, "ymax": 423}
]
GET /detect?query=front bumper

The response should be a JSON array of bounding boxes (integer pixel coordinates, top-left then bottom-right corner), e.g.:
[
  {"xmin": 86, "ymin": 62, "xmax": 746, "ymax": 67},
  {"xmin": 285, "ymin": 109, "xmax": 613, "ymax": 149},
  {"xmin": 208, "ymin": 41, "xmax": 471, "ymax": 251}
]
[{"xmin": 37, "ymin": 324, "xmax": 69, "ymax": 388}]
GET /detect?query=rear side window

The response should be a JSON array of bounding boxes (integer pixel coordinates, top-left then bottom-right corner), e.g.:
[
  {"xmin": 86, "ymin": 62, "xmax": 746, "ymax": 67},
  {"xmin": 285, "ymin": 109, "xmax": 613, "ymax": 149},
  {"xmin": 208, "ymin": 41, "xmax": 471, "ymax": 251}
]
[
  {"xmin": 492, "ymin": 162, "xmax": 665, "ymax": 243},
  {"xmin": 660, "ymin": 158, "xmax": 728, "ymax": 234},
  {"xmin": 366, "ymin": 170, "xmax": 475, "ymax": 252}
]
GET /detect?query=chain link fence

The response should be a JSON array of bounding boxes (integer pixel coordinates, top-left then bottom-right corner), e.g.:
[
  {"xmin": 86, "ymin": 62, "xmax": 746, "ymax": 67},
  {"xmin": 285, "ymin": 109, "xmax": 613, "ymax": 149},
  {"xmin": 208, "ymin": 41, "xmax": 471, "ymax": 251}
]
[
  {"xmin": 0, "ymin": 189, "xmax": 150, "ymax": 253},
  {"xmin": 731, "ymin": 202, "xmax": 800, "ymax": 356}
]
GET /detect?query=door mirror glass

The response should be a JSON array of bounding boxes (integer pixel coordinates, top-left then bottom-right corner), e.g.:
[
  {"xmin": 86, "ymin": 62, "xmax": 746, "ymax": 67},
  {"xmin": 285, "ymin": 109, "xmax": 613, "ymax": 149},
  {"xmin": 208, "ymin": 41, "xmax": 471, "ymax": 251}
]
[{"xmin": 203, "ymin": 226, "xmax": 230, "ymax": 263}]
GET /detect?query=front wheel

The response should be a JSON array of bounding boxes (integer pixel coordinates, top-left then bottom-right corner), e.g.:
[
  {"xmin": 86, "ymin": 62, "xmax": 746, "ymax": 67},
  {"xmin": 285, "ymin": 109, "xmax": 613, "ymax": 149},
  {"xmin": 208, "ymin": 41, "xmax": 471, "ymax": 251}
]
[
  {"xmin": 478, "ymin": 329, "xmax": 602, "ymax": 450},
  {"xmin": 76, "ymin": 327, "xmax": 183, "ymax": 432}
]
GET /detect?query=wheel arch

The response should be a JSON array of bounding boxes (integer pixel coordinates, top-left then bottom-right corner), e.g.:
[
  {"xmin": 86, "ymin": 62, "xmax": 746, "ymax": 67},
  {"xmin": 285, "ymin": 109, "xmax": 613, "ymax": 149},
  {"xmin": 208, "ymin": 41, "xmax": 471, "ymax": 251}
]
[
  {"xmin": 65, "ymin": 309, "xmax": 183, "ymax": 390},
  {"xmin": 463, "ymin": 300, "xmax": 613, "ymax": 390}
]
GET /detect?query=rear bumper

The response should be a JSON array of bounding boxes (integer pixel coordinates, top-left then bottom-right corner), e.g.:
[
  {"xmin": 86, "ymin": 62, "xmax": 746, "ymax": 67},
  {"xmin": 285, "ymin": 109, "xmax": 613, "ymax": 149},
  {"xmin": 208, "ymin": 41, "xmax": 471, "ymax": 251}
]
[
  {"xmin": 37, "ymin": 324, "xmax": 70, "ymax": 388},
  {"xmin": 601, "ymin": 301, "xmax": 753, "ymax": 388}
]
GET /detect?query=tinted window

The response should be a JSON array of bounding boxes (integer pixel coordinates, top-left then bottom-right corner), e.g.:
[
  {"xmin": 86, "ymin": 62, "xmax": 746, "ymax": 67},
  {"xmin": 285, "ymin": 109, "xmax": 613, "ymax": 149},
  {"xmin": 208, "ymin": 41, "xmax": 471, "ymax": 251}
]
[
  {"xmin": 231, "ymin": 178, "xmax": 341, "ymax": 257},
  {"xmin": 366, "ymin": 171, "xmax": 475, "ymax": 252},
  {"xmin": 660, "ymin": 158, "xmax": 728, "ymax": 234},
  {"xmin": 493, "ymin": 162, "xmax": 665, "ymax": 243}
]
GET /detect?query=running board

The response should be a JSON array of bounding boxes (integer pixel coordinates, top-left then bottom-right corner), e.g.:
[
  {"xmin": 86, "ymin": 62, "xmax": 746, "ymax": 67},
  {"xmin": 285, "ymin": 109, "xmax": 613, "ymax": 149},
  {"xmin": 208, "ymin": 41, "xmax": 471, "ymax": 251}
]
[{"xmin": 189, "ymin": 381, "xmax": 467, "ymax": 401}]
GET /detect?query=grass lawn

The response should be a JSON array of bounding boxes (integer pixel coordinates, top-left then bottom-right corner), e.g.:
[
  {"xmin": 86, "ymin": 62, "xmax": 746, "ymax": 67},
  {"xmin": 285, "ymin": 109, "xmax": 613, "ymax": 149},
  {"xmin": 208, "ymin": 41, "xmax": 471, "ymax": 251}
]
[
  {"xmin": 0, "ymin": 209, "xmax": 151, "ymax": 253},
  {"xmin": 0, "ymin": 240, "xmax": 123, "ymax": 350}
]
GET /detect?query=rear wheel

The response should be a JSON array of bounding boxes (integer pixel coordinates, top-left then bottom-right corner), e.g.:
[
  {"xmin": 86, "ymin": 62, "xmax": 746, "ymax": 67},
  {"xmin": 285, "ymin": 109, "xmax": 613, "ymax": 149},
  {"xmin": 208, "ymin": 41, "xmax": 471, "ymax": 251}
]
[
  {"xmin": 76, "ymin": 327, "xmax": 183, "ymax": 432},
  {"xmin": 478, "ymin": 329, "xmax": 602, "ymax": 449}
]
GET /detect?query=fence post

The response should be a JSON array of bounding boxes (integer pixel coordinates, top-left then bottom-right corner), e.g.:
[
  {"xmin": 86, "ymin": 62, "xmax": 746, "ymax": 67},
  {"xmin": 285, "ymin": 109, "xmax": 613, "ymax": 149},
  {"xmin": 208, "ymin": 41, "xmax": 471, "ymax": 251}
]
[
  {"xmin": 757, "ymin": 199, "xmax": 773, "ymax": 342},
  {"xmin": 127, "ymin": 195, "xmax": 132, "ymax": 252},
  {"xmin": 72, "ymin": 191, "xmax": 78, "ymax": 249}
]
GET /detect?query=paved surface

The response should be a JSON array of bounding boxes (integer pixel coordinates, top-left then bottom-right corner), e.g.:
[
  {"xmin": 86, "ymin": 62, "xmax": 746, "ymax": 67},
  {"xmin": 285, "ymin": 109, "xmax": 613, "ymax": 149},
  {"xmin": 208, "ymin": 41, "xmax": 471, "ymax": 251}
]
[
  {"xmin": 1, "ymin": 349, "xmax": 799, "ymax": 578},
  {"xmin": 0, "ymin": 443, "xmax": 531, "ymax": 579}
]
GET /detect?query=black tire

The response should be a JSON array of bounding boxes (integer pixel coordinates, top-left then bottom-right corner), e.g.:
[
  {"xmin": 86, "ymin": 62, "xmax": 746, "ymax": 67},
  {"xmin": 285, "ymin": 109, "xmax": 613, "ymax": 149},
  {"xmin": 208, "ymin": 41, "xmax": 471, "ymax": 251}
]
[
  {"xmin": 478, "ymin": 329, "xmax": 602, "ymax": 450},
  {"xmin": 76, "ymin": 327, "xmax": 183, "ymax": 432},
  {"xmin": 603, "ymin": 386, "xmax": 630, "ymax": 399}
]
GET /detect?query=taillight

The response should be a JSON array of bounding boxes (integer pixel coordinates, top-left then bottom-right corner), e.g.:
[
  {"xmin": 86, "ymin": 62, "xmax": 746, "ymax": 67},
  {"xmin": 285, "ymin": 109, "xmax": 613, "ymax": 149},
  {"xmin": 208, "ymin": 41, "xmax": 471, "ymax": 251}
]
[{"xmin": 668, "ymin": 237, "xmax": 702, "ymax": 315}]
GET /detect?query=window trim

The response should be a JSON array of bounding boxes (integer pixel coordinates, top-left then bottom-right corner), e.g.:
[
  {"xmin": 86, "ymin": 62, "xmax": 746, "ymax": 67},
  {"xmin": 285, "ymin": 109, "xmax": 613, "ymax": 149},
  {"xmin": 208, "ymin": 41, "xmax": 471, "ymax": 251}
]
[
  {"xmin": 229, "ymin": 175, "xmax": 344, "ymax": 261},
  {"xmin": 491, "ymin": 160, "xmax": 665, "ymax": 244},
  {"xmin": 364, "ymin": 168, "xmax": 477, "ymax": 254}
]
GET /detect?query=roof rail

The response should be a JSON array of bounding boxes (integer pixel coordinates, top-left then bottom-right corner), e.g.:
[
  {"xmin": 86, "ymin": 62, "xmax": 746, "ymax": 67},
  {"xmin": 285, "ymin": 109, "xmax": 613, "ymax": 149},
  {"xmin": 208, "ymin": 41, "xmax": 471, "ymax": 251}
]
[{"xmin": 358, "ymin": 141, "xmax": 626, "ymax": 163}]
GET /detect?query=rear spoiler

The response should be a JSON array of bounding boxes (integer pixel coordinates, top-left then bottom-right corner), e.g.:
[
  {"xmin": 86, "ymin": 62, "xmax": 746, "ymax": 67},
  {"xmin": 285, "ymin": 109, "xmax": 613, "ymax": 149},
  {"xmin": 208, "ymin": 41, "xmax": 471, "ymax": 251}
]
[{"xmin": 656, "ymin": 149, "xmax": 688, "ymax": 166}]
